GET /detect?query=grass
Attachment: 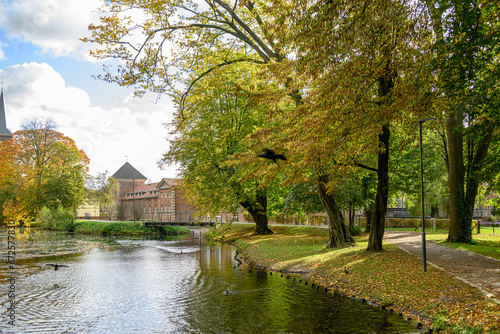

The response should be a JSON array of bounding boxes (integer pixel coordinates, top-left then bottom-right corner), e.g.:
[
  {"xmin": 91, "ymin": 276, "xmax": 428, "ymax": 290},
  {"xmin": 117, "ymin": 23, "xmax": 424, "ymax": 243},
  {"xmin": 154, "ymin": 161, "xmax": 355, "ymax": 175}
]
[
  {"xmin": 210, "ymin": 223, "xmax": 500, "ymax": 334},
  {"xmin": 425, "ymin": 233, "xmax": 500, "ymax": 260},
  {"xmin": 385, "ymin": 226, "xmax": 498, "ymax": 235},
  {"xmin": 72, "ymin": 220, "xmax": 191, "ymax": 237}
]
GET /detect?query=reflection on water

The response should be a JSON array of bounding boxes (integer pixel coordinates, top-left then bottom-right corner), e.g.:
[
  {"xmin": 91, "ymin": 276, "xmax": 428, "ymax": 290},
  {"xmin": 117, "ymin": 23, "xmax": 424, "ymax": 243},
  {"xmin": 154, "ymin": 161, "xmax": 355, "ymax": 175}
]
[
  {"xmin": 1, "ymin": 229, "xmax": 422, "ymax": 333},
  {"xmin": 0, "ymin": 228, "xmax": 111, "ymax": 280}
]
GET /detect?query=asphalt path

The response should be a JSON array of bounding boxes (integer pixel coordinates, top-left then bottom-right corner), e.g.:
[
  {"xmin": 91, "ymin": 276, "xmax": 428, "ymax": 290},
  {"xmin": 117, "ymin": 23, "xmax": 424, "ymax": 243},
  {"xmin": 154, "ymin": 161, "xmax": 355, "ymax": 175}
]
[{"xmin": 384, "ymin": 231, "xmax": 500, "ymax": 303}]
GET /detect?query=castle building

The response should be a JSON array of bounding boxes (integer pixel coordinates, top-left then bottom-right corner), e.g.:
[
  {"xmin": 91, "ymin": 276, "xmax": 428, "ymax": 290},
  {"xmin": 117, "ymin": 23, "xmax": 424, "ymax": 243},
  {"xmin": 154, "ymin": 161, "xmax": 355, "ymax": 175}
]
[
  {"xmin": 0, "ymin": 88, "xmax": 13, "ymax": 142},
  {"xmin": 112, "ymin": 162, "xmax": 196, "ymax": 221},
  {"xmin": 108, "ymin": 162, "xmax": 248, "ymax": 223},
  {"xmin": 112, "ymin": 161, "xmax": 148, "ymax": 200}
]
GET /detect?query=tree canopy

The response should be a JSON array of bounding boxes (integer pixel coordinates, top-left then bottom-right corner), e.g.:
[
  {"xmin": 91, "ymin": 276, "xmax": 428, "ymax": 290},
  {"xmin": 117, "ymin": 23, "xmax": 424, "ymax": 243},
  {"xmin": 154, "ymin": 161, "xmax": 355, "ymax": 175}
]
[
  {"xmin": 84, "ymin": 0, "xmax": 500, "ymax": 246},
  {"xmin": 162, "ymin": 63, "xmax": 274, "ymax": 233},
  {"xmin": 0, "ymin": 117, "xmax": 89, "ymax": 222}
]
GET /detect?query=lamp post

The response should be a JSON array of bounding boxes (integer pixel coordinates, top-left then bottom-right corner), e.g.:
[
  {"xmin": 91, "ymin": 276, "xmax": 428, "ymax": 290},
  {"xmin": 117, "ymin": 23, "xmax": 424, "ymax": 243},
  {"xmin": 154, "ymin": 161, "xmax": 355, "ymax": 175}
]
[
  {"xmin": 419, "ymin": 117, "xmax": 435, "ymax": 272},
  {"xmin": 133, "ymin": 177, "xmax": 136, "ymax": 222}
]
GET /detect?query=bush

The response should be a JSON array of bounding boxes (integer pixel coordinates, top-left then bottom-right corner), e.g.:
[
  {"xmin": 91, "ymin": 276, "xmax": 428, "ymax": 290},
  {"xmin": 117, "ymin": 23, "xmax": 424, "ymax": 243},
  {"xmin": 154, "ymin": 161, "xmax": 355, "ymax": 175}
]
[
  {"xmin": 38, "ymin": 206, "xmax": 77, "ymax": 231},
  {"xmin": 349, "ymin": 224, "xmax": 363, "ymax": 236}
]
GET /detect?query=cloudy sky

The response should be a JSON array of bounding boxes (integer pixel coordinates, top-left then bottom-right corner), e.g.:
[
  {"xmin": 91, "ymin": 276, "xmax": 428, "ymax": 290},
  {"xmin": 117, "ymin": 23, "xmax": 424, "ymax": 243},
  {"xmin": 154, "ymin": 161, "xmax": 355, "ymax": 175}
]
[{"xmin": 0, "ymin": 0, "xmax": 178, "ymax": 181}]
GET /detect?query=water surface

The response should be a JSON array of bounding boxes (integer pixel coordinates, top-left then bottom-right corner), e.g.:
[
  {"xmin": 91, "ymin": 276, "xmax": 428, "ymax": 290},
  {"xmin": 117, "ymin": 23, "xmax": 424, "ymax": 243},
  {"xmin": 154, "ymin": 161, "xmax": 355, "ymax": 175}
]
[{"xmin": 1, "ymin": 229, "xmax": 422, "ymax": 333}]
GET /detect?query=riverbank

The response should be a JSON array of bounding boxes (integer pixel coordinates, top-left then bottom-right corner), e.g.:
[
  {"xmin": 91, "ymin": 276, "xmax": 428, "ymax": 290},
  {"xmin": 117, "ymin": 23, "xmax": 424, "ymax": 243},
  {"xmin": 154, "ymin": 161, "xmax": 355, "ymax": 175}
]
[
  {"xmin": 208, "ymin": 223, "xmax": 500, "ymax": 334},
  {"xmin": 74, "ymin": 220, "xmax": 191, "ymax": 237},
  {"xmin": 1, "ymin": 222, "xmax": 190, "ymax": 277}
]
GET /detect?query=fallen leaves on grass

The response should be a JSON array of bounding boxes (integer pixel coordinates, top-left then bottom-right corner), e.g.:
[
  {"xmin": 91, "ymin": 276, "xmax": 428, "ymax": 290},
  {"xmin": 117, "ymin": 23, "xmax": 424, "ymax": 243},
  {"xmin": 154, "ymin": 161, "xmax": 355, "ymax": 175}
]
[{"xmin": 217, "ymin": 224, "xmax": 500, "ymax": 333}]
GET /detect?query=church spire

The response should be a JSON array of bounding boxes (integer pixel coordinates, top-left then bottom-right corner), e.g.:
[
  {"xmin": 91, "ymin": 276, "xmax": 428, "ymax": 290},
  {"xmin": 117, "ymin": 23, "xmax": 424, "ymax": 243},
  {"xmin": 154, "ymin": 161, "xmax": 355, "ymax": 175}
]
[{"xmin": 0, "ymin": 81, "xmax": 13, "ymax": 142}]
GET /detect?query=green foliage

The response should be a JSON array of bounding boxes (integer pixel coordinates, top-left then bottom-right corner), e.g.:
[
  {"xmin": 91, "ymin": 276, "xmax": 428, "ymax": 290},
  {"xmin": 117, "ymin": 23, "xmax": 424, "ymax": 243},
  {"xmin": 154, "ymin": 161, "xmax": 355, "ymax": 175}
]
[
  {"xmin": 38, "ymin": 206, "xmax": 76, "ymax": 232},
  {"xmin": 268, "ymin": 181, "xmax": 324, "ymax": 219},
  {"xmin": 349, "ymin": 224, "xmax": 363, "ymax": 236},
  {"xmin": 389, "ymin": 124, "xmax": 449, "ymax": 218},
  {"xmin": 491, "ymin": 206, "xmax": 500, "ymax": 218},
  {"xmin": 162, "ymin": 63, "xmax": 274, "ymax": 223},
  {"xmin": 76, "ymin": 221, "xmax": 145, "ymax": 236},
  {"xmin": 74, "ymin": 221, "xmax": 190, "ymax": 237},
  {"xmin": 85, "ymin": 172, "xmax": 119, "ymax": 219}
]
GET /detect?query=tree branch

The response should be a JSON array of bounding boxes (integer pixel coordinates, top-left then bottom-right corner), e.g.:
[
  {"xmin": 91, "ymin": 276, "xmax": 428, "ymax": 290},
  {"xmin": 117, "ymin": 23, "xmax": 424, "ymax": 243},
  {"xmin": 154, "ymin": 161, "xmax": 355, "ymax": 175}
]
[
  {"xmin": 211, "ymin": 0, "xmax": 278, "ymax": 61},
  {"xmin": 178, "ymin": 57, "xmax": 265, "ymax": 122}
]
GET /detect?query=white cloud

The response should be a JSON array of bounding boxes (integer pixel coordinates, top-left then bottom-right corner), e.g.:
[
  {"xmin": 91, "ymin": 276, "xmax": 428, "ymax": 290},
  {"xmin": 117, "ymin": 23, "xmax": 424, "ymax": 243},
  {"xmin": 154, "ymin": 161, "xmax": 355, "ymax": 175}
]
[
  {"xmin": 0, "ymin": 62, "xmax": 178, "ymax": 181},
  {"xmin": 2, "ymin": 0, "xmax": 102, "ymax": 58}
]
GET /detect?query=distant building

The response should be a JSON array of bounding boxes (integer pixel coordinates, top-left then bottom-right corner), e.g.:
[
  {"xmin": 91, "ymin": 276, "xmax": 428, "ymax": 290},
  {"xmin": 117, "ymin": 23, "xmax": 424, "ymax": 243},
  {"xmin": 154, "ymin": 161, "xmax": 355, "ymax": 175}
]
[
  {"xmin": 110, "ymin": 162, "xmax": 248, "ymax": 223},
  {"xmin": 112, "ymin": 161, "xmax": 148, "ymax": 200},
  {"xmin": 111, "ymin": 162, "xmax": 197, "ymax": 221},
  {"xmin": 76, "ymin": 196, "xmax": 100, "ymax": 220},
  {"xmin": 0, "ymin": 88, "xmax": 13, "ymax": 142}
]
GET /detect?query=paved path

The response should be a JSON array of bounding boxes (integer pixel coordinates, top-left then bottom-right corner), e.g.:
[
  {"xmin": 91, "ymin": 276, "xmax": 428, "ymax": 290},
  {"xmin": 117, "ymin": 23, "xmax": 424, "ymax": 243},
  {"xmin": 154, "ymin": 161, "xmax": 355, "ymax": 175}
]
[{"xmin": 384, "ymin": 231, "xmax": 500, "ymax": 303}]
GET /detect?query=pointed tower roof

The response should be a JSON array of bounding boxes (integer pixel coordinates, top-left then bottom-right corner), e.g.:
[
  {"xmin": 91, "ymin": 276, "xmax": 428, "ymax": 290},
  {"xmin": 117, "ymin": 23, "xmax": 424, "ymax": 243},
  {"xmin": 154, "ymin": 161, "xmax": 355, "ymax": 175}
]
[
  {"xmin": 112, "ymin": 162, "xmax": 147, "ymax": 180},
  {"xmin": 0, "ymin": 88, "xmax": 13, "ymax": 141}
]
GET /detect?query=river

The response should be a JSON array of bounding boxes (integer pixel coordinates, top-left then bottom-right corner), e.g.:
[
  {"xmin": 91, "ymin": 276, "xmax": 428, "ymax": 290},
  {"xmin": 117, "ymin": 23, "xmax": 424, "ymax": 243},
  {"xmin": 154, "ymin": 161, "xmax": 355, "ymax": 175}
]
[{"xmin": 1, "ymin": 228, "xmax": 423, "ymax": 333}]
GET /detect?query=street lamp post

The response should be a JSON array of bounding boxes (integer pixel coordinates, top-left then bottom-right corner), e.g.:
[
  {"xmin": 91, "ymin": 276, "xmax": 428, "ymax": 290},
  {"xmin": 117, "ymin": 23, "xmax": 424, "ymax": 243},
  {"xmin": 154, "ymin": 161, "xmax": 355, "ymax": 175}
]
[
  {"xmin": 133, "ymin": 177, "xmax": 136, "ymax": 222},
  {"xmin": 419, "ymin": 117, "xmax": 435, "ymax": 273}
]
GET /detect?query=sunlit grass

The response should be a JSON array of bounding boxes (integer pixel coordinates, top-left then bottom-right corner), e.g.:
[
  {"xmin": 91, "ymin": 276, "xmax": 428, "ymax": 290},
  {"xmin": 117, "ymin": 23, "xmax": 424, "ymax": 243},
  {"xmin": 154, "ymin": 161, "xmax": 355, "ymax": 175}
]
[
  {"xmin": 425, "ymin": 233, "xmax": 500, "ymax": 260},
  {"xmin": 74, "ymin": 221, "xmax": 190, "ymax": 237},
  {"xmin": 212, "ymin": 223, "xmax": 500, "ymax": 333}
]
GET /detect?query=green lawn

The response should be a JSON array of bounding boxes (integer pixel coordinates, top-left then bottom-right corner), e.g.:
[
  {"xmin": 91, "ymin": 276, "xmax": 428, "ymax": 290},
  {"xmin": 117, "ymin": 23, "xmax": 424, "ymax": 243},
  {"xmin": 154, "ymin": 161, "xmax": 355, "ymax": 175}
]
[
  {"xmin": 425, "ymin": 233, "xmax": 500, "ymax": 260},
  {"xmin": 210, "ymin": 223, "xmax": 500, "ymax": 333}
]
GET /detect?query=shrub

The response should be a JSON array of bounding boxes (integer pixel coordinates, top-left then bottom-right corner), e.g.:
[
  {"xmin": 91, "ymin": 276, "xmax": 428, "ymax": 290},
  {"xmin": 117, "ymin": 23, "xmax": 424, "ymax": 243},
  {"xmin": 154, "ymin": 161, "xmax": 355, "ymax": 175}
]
[
  {"xmin": 38, "ymin": 206, "xmax": 77, "ymax": 231},
  {"xmin": 349, "ymin": 224, "xmax": 363, "ymax": 236}
]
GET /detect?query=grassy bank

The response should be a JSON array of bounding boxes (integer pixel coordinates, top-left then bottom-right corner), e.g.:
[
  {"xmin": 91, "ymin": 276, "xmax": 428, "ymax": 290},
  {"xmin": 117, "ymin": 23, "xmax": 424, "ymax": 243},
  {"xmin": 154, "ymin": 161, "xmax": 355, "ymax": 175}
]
[
  {"xmin": 65, "ymin": 220, "xmax": 191, "ymax": 237},
  {"xmin": 425, "ymin": 233, "xmax": 500, "ymax": 260},
  {"xmin": 208, "ymin": 223, "xmax": 499, "ymax": 334},
  {"xmin": 75, "ymin": 221, "xmax": 190, "ymax": 237}
]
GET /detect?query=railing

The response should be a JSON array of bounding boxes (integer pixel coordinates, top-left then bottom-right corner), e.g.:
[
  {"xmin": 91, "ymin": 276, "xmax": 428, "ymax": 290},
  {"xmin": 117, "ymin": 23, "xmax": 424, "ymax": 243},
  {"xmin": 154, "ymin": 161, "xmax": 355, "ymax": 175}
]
[{"xmin": 142, "ymin": 211, "xmax": 221, "ymax": 223}]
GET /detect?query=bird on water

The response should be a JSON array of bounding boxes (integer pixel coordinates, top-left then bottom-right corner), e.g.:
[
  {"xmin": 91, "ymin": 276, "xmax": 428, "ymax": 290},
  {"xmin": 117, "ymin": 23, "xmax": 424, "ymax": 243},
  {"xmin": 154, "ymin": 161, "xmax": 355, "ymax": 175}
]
[
  {"xmin": 257, "ymin": 149, "xmax": 286, "ymax": 163},
  {"xmin": 46, "ymin": 264, "xmax": 69, "ymax": 271}
]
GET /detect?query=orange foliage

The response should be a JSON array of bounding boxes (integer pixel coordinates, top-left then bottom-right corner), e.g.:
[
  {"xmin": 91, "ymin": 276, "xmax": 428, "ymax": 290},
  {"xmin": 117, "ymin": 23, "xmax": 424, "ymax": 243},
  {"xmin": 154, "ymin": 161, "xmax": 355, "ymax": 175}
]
[{"xmin": 0, "ymin": 127, "xmax": 89, "ymax": 222}]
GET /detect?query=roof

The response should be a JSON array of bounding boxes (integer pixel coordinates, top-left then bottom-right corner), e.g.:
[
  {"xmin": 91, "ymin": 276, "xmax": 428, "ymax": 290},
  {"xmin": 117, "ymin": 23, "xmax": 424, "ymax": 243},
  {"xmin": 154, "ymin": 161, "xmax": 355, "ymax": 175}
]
[
  {"xmin": 0, "ymin": 90, "xmax": 13, "ymax": 137},
  {"xmin": 122, "ymin": 182, "xmax": 160, "ymax": 200},
  {"xmin": 112, "ymin": 162, "xmax": 147, "ymax": 180},
  {"xmin": 157, "ymin": 178, "xmax": 180, "ymax": 188}
]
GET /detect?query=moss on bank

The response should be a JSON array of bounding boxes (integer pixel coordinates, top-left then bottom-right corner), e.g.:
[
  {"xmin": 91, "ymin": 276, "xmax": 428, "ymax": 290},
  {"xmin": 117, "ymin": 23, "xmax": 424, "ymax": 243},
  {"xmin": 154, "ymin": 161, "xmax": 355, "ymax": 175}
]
[{"xmin": 209, "ymin": 223, "xmax": 500, "ymax": 334}]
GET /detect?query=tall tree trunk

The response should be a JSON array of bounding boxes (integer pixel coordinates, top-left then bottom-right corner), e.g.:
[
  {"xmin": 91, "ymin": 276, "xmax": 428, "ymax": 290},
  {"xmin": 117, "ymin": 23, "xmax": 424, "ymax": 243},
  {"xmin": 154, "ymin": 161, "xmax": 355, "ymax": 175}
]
[
  {"xmin": 367, "ymin": 124, "xmax": 390, "ymax": 251},
  {"xmin": 240, "ymin": 189, "xmax": 273, "ymax": 234},
  {"xmin": 364, "ymin": 208, "xmax": 373, "ymax": 232},
  {"xmin": 446, "ymin": 110, "xmax": 492, "ymax": 243},
  {"xmin": 446, "ymin": 111, "xmax": 466, "ymax": 241},
  {"xmin": 317, "ymin": 174, "xmax": 355, "ymax": 248},
  {"xmin": 348, "ymin": 202, "xmax": 354, "ymax": 230}
]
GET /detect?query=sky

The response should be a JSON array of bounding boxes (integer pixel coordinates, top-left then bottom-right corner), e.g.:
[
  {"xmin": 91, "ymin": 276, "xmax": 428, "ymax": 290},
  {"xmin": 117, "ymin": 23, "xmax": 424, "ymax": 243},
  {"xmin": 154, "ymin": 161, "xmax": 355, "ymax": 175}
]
[{"xmin": 0, "ymin": 0, "xmax": 179, "ymax": 182}]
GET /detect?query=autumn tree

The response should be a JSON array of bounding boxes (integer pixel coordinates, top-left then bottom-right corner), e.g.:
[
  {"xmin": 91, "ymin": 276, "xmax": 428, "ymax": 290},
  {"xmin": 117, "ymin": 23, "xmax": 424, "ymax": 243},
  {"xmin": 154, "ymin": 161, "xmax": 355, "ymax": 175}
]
[
  {"xmin": 85, "ymin": 0, "xmax": 355, "ymax": 243},
  {"xmin": 162, "ymin": 65, "xmax": 274, "ymax": 234},
  {"xmin": 424, "ymin": 0, "xmax": 500, "ymax": 242},
  {"xmin": 83, "ymin": 1, "xmax": 289, "ymax": 102},
  {"xmin": 265, "ymin": 0, "xmax": 434, "ymax": 250},
  {"xmin": 0, "ymin": 139, "xmax": 21, "ymax": 222},
  {"xmin": 0, "ymin": 117, "xmax": 89, "ymax": 221}
]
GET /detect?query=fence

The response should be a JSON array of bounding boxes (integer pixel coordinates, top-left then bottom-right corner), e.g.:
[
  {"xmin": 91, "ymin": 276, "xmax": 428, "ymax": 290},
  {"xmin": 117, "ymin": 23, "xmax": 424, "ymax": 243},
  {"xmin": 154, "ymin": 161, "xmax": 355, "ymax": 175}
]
[
  {"xmin": 356, "ymin": 217, "xmax": 486, "ymax": 233},
  {"xmin": 142, "ymin": 211, "xmax": 221, "ymax": 223}
]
